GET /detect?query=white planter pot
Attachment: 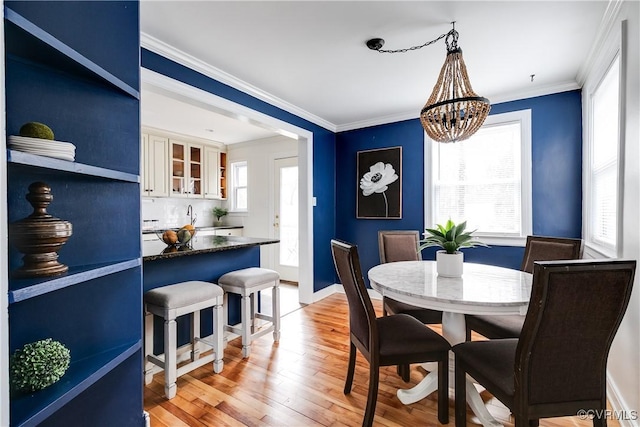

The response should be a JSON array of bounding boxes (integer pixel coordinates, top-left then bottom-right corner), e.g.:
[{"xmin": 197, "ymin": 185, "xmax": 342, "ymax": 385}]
[{"xmin": 436, "ymin": 250, "xmax": 464, "ymax": 277}]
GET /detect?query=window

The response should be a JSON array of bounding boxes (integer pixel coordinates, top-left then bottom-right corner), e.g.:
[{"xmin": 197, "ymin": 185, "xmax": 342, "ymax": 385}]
[
  {"xmin": 585, "ymin": 55, "xmax": 621, "ymax": 257},
  {"xmin": 426, "ymin": 110, "xmax": 532, "ymax": 245},
  {"xmin": 230, "ymin": 161, "xmax": 248, "ymax": 211}
]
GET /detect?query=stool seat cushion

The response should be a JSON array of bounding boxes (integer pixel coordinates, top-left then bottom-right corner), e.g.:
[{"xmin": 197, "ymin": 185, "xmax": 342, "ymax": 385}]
[
  {"xmin": 219, "ymin": 267, "xmax": 279, "ymax": 289},
  {"xmin": 145, "ymin": 281, "xmax": 223, "ymax": 309}
]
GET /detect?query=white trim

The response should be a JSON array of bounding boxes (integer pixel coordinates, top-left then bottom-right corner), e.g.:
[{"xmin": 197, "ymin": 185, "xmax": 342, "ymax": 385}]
[
  {"xmin": 425, "ymin": 110, "xmax": 532, "ymax": 240},
  {"xmin": 336, "ymin": 82, "xmax": 580, "ymax": 133},
  {"xmin": 141, "ymin": 33, "xmax": 336, "ymax": 133},
  {"xmin": 141, "ymin": 68, "xmax": 315, "ymax": 305},
  {"xmin": 577, "ymin": 0, "xmax": 625, "ymax": 86},
  {"xmin": 606, "ymin": 375, "xmax": 638, "ymax": 427},
  {"xmin": 0, "ymin": 8, "xmax": 9, "ymax": 426},
  {"xmin": 143, "ymin": 31, "xmax": 581, "ymax": 136},
  {"xmin": 582, "ymin": 26, "xmax": 622, "ymax": 259}
]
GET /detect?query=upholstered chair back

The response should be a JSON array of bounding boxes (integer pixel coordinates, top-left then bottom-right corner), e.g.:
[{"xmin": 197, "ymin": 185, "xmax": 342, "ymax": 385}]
[{"xmin": 331, "ymin": 239, "xmax": 377, "ymax": 353}]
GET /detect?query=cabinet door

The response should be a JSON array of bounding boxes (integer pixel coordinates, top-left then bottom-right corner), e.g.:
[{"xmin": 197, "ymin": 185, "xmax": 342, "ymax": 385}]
[
  {"xmin": 204, "ymin": 146, "xmax": 220, "ymax": 199},
  {"xmin": 146, "ymin": 135, "xmax": 169, "ymax": 197},
  {"xmin": 170, "ymin": 140, "xmax": 188, "ymax": 197},
  {"xmin": 188, "ymin": 144, "xmax": 203, "ymax": 198}
]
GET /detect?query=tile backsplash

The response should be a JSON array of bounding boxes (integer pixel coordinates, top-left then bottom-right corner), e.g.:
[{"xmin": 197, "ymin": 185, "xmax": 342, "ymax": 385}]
[{"xmin": 142, "ymin": 198, "xmax": 234, "ymax": 230}]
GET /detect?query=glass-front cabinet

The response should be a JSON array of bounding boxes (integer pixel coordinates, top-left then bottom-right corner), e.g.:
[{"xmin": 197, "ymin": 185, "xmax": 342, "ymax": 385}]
[{"xmin": 170, "ymin": 140, "xmax": 203, "ymax": 197}]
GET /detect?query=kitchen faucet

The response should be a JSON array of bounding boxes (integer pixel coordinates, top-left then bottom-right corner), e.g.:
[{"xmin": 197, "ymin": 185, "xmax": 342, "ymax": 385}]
[{"xmin": 186, "ymin": 205, "xmax": 197, "ymax": 225}]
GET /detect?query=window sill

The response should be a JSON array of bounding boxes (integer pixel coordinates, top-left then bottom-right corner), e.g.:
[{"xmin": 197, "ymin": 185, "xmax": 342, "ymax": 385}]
[
  {"xmin": 583, "ymin": 243, "xmax": 615, "ymax": 259},
  {"xmin": 472, "ymin": 235, "xmax": 527, "ymax": 247}
]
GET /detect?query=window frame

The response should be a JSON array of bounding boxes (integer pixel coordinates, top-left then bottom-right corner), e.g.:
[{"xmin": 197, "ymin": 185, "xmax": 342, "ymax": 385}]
[
  {"xmin": 424, "ymin": 109, "xmax": 532, "ymax": 246},
  {"xmin": 229, "ymin": 160, "xmax": 248, "ymax": 212},
  {"xmin": 583, "ymin": 46, "xmax": 624, "ymax": 259}
]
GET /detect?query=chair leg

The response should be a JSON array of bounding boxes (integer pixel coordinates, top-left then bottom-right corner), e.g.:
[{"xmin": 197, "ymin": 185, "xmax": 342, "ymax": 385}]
[
  {"xmin": 592, "ymin": 415, "xmax": 606, "ymax": 427},
  {"xmin": 397, "ymin": 364, "xmax": 410, "ymax": 382},
  {"xmin": 454, "ymin": 359, "xmax": 467, "ymax": 427},
  {"xmin": 363, "ymin": 362, "xmax": 380, "ymax": 427},
  {"xmin": 344, "ymin": 342, "xmax": 357, "ymax": 394},
  {"xmin": 438, "ymin": 358, "xmax": 449, "ymax": 424},
  {"xmin": 529, "ymin": 420, "xmax": 539, "ymax": 427}
]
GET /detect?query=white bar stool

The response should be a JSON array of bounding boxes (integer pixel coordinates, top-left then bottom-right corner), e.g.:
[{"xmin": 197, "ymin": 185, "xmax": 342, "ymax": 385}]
[
  {"xmin": 218, "ymin": 267, "xmax": 280, "ymax": 358},
  {"xmin": 144, "ymin": 280, "xmax": 224, "ymax": 399}
]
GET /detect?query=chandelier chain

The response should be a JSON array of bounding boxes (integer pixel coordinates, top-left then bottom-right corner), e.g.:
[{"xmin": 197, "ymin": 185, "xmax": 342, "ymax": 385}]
[{"xmin": 375, "ymin": 31, "xmax": 451, "ymax": 54}]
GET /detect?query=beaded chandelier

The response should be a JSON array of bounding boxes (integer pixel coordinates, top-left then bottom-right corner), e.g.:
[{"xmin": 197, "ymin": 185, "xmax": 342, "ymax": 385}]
[{"xmin": 367, "ymin": 23, "xmax": 490, "ymax": 143}]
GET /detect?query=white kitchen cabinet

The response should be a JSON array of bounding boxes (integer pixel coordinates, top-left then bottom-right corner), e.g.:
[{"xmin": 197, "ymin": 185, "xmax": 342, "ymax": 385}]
[
  {"xmin": 141, "ymin": 133, "xmax": 169, "ymax": 197},
  {"xmin": 170, "ymin": 140, "xmax": 203, "ymax": 198},
  {"xmin": 204, "ymin": 146, "xmax": 220, "ymax": 199}
]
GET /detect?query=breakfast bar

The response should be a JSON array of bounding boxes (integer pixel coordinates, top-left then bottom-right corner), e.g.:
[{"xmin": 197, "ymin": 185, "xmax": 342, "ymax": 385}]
[{"xmin": 143, "ymin": 235, "xmax": 279, "ymax": 353}]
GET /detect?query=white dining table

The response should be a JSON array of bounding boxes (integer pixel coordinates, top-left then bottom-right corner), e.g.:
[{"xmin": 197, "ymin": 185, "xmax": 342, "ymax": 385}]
[{"xmin": 368, "ymin": 260, "xmax": 533, "ymax": 427}]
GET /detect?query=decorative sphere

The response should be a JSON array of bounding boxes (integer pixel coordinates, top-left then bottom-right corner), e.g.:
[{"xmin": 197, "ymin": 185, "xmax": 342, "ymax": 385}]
[{"xmin": 19, "ymin": 122, "xmax": 55, "ymax": 140}]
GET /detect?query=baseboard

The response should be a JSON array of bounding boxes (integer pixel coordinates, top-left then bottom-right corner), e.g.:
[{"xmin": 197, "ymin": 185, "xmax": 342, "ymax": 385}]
[
  {"xmin": 311, "ymin": 283, "xmax": 383, "ymax": 302},
  {"xmin": 607, "ymin": 377, "xmax": 639, "ymax": 426}
]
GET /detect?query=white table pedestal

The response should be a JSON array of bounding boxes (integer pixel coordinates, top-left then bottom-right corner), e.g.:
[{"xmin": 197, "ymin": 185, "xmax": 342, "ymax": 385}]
[{"xmin": 396, "ymin": 312, "xmax": 502, "ymax": 427}]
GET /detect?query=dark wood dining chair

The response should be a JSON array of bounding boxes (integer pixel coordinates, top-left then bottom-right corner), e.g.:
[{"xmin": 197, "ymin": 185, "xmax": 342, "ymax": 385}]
[
  {"xmin": 453, "ymin": 259, "xmax": 636, "ymax": 427},
  {"xmin": 465, "ymin": 235, "xmax": 583, "ymax": 340},
  {"xmin": 379, "ymin": 230, "xmax": 443, "ymax": 382},
  {"xmin": 331, "ymin": 239, "xmax": 450, "ymax": 427}
]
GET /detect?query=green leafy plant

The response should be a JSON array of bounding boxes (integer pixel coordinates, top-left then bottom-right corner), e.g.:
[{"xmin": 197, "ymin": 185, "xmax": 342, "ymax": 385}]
[
  {"xmin": 213, "ymin": 206, "xmax": 228, "ymax": 223},
  {"xmin": 10, "ymin": 338, "xmax": 70, "ymax": 392},
  {"xmin": 419, "ymin": 219, "xmax": 488, "ymax": 254}
]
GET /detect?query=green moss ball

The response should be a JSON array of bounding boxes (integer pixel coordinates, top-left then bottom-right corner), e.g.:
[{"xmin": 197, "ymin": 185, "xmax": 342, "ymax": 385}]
[
  {"xmin": 19, "ymin": 122, "xmax": 55, "ymax": 140},
  {"xmin": 10, "ymin": 338, "xmax": 70, "ymax": 392}
]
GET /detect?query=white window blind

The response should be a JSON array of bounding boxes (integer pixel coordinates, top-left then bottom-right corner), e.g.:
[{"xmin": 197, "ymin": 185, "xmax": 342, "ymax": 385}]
[
  {"xmin": 428, "ymin": 110, "xmax": 532, "ymax": 243},
  {"xmin": 588, "ymin": 56, "xmax": 620, "ymax": 252}
]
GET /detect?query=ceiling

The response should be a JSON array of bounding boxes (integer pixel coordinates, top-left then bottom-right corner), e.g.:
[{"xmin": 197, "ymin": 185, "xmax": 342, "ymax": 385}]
[{"xmin": 140, "ymin": 1, "xmax": 611, "ymax": 143}]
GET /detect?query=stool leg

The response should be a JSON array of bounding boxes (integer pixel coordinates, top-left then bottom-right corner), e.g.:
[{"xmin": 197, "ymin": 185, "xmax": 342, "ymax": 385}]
[
  {"xmin": 164, "ymin": 316, "xmax": 177, "ymax": 399},
  {"xmin": 144, "ymin": 311, "xmax": 154, "ymax": 385},
  {"xmin": 213, "ymin": 298, "xmax": 224, "ymax": 373},
  {"xmin": 272, "ymin": 282, "xmax": 281, "ymax": 342},
  {"xmin": 222, "ymin": 292, "xmax": 229, "ymax": 348},
  {"xmin": 191, "ymin": 310, "xmax": 201, "ymax": 362},
  {"xmin": 241, "ymin": 294, "xmax": 252, "ymax": 358}
]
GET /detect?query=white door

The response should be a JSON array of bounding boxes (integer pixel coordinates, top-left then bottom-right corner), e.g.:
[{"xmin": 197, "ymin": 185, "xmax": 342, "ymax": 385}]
[{"xmin": 273, "ymin": 157, "xmax": 299, "ymax": 282}]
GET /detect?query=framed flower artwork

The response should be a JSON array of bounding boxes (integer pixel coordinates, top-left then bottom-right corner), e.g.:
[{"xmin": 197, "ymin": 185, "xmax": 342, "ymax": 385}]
[{"xmin": 357, "ymin": 146, "xmax": 402, "ymax": 219}]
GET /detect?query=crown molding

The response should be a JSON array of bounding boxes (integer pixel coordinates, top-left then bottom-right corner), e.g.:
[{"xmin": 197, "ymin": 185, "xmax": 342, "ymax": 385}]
[
  {"xmin": 336, "ymin": 81, "xmax": 581, "ymax": 133},
  {"xmin": 140, "ymin": 32, "xmax": 337, "ymax": 132},
  {"xmin": 576, "ymin": 0, "xmax": 624, "ymax": 85}
]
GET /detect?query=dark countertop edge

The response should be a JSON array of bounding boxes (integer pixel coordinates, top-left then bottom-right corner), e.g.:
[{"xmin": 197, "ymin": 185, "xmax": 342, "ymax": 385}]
[
  {"xmin": 142, "ymin": 237, "xmax": 279, "ymax": 262},
  {"xmin": 142, "ymin": 225, "xmax": 243, "ymax": 234}
]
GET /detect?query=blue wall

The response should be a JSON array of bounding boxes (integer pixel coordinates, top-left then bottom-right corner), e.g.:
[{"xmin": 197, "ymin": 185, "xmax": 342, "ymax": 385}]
[
  {"xmin": 335, "ymin": 90, "xmax": 583, "ymax": 283},
  {"xmin": 141, "ymin": 49, "xmax": 337, "ymax": 292}
]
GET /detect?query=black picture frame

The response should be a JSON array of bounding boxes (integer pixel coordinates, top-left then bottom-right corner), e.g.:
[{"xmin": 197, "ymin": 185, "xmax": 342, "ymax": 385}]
[{"xmin": 356, "ymin": 146, "xmax": 402, "ymax": 219}]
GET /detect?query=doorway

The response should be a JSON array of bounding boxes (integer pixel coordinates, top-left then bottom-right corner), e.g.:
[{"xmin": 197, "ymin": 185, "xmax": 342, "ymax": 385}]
[
  {"xmin": 141, "ymin": 68, "xmax": 314, "ymax": 305},
  {"xmin": 273, "ymin": 156, "xmax": 299, "ymax": 282}
]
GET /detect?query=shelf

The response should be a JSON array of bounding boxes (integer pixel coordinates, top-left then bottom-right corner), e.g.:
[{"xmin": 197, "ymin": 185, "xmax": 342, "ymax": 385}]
[
  {"xmin": 4, "ymin": 6, "xmax": 139, "ymax": 99},
  {"xmin": 8, "ymin": 259, "xmax": 141, "ymax": 304},
  {"xmin": 7, "ymin": 150, "xmax": 139, "ymax": 183},
  {"xmin": 10, "ymin": 341, "xmax": 141, "ymax": 427}
]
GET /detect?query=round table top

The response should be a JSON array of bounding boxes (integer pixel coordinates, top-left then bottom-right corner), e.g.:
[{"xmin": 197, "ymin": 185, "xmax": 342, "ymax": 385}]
[{"xmin": 368, "ymin": 260, "xmax": 533, "ymax": 315}]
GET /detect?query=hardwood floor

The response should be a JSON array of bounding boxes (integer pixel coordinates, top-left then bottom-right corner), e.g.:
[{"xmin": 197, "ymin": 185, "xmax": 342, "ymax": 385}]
[{"xmin": 144, "ymin": 294, "xmax": 618, "ymax": 427}]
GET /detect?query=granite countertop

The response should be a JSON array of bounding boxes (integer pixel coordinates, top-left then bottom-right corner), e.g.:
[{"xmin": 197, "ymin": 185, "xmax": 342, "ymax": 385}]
[
  {"xmin": 142, "ymin": 225, "xmax": 243, "ymax": 234},
  {"xmin": 143, "ymin": 235, "xmax": 278, "ymax": 261}
]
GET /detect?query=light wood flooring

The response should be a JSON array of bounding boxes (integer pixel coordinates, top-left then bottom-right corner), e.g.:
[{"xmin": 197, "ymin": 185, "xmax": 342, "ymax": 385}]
[{"xmin": 144, "ymin": 293, "xmax": 619, "ymax": 427}]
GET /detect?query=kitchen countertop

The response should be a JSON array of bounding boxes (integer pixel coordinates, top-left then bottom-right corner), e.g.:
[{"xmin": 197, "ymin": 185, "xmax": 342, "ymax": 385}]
[{"xmin": 143, "ymin": 235, "xmax": 278, "ymax": 261}]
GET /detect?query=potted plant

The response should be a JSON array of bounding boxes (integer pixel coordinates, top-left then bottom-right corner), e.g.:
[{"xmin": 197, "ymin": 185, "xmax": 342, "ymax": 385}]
[
  {"xmin": 212, "ymin": 206, "xmax": 228, "ymax": 226},
  {"xmin": 419, "ymin": 219, "xmax": 488, "ymax": 277},
  {"xmin": 10, "ymin": 338, "xmax": 71, "ymax": 393}
]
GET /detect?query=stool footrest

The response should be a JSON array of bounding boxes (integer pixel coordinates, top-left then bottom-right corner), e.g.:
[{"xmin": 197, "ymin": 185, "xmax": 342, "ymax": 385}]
[{"xmin": 254, "ymin": 312, "xmax": 275, "ymax": 322}]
